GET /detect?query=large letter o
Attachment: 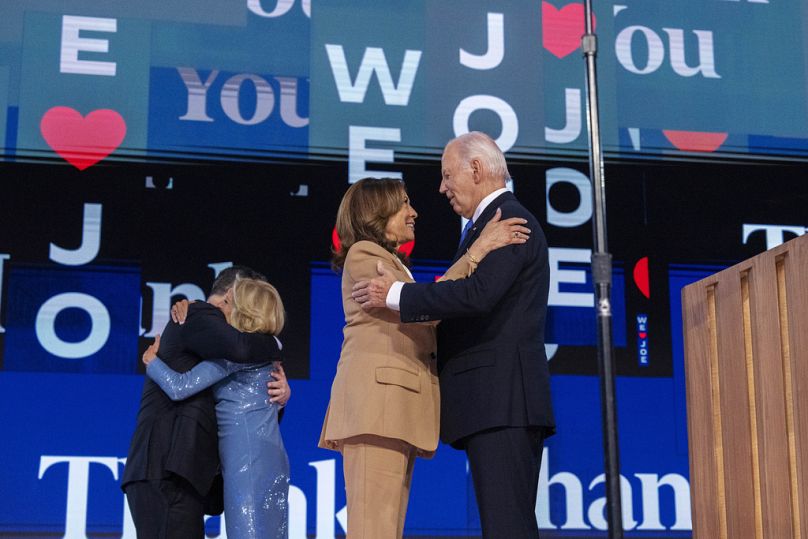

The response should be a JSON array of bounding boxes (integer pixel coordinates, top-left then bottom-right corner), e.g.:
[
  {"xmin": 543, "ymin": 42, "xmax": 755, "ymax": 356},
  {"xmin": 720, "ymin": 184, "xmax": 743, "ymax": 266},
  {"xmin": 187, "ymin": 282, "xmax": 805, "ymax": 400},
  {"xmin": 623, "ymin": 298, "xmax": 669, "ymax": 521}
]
[{"xmin": 36, "ymin": 293, "xmax": 111, "ymax": 358}]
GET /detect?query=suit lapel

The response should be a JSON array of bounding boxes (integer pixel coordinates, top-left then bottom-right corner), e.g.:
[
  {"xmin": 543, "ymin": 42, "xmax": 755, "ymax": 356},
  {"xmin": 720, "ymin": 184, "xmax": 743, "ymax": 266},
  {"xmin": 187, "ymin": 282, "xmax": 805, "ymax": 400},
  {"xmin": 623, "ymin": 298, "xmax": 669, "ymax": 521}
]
[
  {"xmin": 379, "ymin": 245, "xmax": 414, "ymax": 283},
  {"xmin": 452, "ymin": 191, "xmax": 515, "ymax": 262}
]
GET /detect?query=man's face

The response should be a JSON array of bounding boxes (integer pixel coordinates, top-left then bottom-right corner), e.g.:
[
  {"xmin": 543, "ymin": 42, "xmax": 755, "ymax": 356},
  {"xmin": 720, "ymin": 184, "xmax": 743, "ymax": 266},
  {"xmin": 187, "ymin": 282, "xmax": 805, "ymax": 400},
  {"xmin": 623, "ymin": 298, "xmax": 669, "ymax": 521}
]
[
  {"xmin": 208, "ymin": 288, "xmax": 234, "ymax": 318},
  {"xmin": 440, "ymin": 144, "xmax": 477, "ymax": 219}
]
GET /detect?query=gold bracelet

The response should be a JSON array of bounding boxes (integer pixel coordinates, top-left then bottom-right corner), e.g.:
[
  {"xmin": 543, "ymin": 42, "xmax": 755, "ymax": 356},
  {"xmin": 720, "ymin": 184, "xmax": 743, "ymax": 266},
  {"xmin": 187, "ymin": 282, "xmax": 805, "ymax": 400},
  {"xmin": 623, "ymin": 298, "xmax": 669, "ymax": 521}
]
[{"xmin": 465, "ymin": 249, "xmax": 479, "ymax": 265}]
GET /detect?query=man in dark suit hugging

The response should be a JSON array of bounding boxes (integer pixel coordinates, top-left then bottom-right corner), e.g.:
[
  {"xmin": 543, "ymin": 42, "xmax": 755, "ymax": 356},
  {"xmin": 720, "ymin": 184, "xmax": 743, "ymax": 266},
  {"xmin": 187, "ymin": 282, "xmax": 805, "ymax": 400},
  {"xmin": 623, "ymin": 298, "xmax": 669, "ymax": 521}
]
[
  {"xmin": 122, "ymin": 266, "xmax": 290, "ymax": 538},
  {"xmin": 352, "ymin": 131, "xmax": 555, "ymax": 538}
]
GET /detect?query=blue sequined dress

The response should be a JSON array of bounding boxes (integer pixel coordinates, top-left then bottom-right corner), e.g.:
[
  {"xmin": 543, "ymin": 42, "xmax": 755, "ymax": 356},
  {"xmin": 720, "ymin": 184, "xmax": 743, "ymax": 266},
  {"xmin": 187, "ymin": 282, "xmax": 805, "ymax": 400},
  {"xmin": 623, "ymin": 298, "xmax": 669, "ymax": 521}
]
[{"xmin": 147, "ymin": 357, "xmax": 289, "ymax": 539}]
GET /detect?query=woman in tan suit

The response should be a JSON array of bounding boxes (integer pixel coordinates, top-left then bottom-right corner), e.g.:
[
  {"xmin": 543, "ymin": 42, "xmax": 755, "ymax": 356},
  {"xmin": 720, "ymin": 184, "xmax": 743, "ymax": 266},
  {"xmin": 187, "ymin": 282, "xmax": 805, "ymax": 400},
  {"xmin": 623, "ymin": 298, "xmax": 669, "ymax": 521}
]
[{"xmin": 319, "ymin": 177, "xmax": 530, "ymax": 538}]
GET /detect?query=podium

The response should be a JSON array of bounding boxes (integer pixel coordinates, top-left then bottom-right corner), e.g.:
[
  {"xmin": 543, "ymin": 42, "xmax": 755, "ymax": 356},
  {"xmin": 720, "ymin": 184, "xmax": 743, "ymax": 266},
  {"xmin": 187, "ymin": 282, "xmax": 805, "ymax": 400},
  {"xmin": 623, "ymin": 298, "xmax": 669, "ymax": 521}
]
[{"xmin": 682, "ymin": 233, "xmax": 808, "ymax": 538}]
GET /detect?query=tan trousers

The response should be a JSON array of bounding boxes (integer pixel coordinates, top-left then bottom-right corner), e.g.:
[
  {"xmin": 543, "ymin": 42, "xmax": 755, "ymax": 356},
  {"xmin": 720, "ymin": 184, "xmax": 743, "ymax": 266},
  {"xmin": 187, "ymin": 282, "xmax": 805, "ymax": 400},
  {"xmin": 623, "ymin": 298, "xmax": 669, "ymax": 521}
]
[{"xmin": 341, "ymin": 434, "xmax": 416, "ymax": 539}]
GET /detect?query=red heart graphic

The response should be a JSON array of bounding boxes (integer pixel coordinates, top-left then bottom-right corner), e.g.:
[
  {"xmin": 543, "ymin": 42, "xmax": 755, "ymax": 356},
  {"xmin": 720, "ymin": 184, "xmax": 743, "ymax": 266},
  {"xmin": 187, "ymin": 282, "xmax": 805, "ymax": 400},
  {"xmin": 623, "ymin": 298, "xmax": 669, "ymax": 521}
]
[
  {"xmin": 40, "ymin": 107, "xmax": 126, "ymax": 170},
  {"xmin": 331, "ymin": 227, "xmax": 414, "ymax": 256},
  {"xmin": 663, "ymin": 130, "xmax": 728, "ymax": 153},
  {"xmin": 638, "ymin": 332, "xmax": 647, "ymax": 339},
  {"xmin": 542, "ymin": 2, "xmax": 595, "ymax": 59},
  {"xmin": 632, "ymin": 256, "xmax": 650, "ymax": 299}
]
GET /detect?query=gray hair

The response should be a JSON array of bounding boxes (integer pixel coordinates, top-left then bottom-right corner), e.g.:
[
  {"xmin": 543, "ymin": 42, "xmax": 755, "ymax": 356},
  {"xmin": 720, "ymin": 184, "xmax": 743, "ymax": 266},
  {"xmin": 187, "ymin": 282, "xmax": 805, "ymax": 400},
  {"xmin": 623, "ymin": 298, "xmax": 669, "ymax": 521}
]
[{"xmin": 449, "ymin": 131, "xmax": 510, "ymax": 184}]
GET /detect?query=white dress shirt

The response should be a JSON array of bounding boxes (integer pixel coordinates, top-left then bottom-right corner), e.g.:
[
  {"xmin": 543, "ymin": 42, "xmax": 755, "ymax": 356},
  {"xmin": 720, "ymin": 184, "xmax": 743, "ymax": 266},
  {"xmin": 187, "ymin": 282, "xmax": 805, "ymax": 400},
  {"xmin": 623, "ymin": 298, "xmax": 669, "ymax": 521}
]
[{"xmin": 385, "ymin": 187, "xmax": 509, "ymax": 311}]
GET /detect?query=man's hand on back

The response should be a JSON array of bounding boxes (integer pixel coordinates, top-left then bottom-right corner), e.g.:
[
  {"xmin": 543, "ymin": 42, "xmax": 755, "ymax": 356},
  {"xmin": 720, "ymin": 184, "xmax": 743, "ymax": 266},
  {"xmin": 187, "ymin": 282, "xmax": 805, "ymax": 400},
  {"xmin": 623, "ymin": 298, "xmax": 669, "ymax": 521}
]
[
  {"xmin": 352, "ymin": 261, "xmax": 395, "ymax": 312},
  {"xmin": 267, "ymin": 362, "xmax": 291, "ymax": 407}
]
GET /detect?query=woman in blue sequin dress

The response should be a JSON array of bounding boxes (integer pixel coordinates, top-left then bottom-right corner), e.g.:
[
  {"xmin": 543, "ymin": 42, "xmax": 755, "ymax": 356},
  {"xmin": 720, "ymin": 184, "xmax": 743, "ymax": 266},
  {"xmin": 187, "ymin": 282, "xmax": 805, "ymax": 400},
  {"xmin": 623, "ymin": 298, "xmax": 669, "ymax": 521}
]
[{"xmin": 143, "ymin": 278, "xmax": 289, "ymax": 539}]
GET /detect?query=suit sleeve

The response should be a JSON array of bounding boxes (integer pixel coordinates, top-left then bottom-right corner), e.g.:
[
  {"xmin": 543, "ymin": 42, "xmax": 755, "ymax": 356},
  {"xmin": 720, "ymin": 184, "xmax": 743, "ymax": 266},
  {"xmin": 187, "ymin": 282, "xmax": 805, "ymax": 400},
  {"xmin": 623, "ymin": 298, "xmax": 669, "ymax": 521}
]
[
  {"xmin": 146, "ymin": 357, "xmax": 239, "ymax": 400},
  {"xmin": 400, "ymin": 239, "xmax": 533, "ymax": 322},
  {"xmin": 180, "ymin": 306, "xmax": 282, "ymax": 364}
]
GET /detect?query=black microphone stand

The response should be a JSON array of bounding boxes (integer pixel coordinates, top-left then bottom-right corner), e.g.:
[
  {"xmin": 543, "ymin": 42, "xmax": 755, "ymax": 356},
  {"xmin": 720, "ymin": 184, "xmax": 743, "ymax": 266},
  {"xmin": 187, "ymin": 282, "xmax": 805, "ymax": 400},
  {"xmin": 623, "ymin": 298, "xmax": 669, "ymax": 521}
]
[{"xmin": 581, "ymin": 0, "xmax": 624, "ymax": 537}]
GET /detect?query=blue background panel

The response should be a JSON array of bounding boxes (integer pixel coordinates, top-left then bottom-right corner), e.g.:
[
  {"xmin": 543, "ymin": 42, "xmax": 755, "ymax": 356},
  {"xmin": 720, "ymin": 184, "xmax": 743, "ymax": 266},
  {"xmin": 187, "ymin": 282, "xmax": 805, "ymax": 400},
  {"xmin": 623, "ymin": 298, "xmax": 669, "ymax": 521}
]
[{"xmin": 4, "ymin": 265, "xmax": 140, "ymax": 374}]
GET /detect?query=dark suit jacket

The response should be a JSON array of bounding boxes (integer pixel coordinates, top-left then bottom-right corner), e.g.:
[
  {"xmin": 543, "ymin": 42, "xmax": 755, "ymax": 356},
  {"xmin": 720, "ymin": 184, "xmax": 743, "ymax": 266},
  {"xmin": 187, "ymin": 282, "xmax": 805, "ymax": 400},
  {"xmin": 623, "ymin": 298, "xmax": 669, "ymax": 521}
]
[
  {"xmin": 400, "ymin": 191, "xmax": 555, "ymax": 447},
  {"xmin": 121, "ymin": 302, "xmax": 282, "ymax": 510}
]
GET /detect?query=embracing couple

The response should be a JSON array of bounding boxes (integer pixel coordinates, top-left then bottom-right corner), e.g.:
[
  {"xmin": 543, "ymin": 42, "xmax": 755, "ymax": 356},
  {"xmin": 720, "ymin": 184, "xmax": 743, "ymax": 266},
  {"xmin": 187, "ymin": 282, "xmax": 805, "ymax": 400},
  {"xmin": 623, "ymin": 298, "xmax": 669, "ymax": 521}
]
[
  {"xmin": 122, "ymin": 266, "xmax": 292, "ymax": 539},
  {"xmin": 320, "ymin": 131, "xmax": 555, "ymax": 538}
]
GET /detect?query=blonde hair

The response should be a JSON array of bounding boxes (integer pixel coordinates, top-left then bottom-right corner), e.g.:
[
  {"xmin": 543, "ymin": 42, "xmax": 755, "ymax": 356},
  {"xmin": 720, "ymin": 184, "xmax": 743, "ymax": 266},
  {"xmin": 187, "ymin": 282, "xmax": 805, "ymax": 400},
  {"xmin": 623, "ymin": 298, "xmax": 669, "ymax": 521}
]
[
  {"xmin": 332, "ymin": 177, "xmax": 407, "ymax": 270},
  {"xmin": 229, "ymin": 278, "xmax": 285, "ymax": 336}
]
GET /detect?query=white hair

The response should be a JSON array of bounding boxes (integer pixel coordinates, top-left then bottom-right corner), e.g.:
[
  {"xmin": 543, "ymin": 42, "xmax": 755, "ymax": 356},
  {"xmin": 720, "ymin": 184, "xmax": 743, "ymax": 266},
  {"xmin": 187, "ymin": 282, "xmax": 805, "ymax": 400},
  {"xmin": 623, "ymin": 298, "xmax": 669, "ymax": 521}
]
[{"xmin": 449, "ymin": 131, "xmax": 510, "ymax": 184}]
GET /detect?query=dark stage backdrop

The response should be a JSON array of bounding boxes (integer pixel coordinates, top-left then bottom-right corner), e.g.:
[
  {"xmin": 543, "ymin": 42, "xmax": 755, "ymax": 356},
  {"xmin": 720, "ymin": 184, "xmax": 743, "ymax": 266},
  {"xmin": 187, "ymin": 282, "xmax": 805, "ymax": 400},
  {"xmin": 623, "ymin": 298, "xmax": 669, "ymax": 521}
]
[{"xmin": 1, "ymin": 156, "xmax": 806, "ymax": 537}]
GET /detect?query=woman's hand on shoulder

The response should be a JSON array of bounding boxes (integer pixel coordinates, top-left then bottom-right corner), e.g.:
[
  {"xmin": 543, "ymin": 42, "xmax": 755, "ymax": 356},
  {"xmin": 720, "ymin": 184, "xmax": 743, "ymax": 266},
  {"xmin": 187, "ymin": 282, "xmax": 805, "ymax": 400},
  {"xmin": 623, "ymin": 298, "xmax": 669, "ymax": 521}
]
[{"xmin": 468, "ymin": 208, "xmax": 531, "ymax": 262}]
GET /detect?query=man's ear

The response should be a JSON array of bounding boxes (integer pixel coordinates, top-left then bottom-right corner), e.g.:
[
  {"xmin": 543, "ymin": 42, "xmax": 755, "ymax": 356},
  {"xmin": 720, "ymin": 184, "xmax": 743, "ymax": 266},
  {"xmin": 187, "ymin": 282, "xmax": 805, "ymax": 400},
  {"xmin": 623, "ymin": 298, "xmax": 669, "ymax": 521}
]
[
  {"xmin": 224, "ymin": 287, "xmax": 234, "ymax": 304},
  {"xmin": 470, "ymin": 157, "xmax": 483, "ymax": 183}
]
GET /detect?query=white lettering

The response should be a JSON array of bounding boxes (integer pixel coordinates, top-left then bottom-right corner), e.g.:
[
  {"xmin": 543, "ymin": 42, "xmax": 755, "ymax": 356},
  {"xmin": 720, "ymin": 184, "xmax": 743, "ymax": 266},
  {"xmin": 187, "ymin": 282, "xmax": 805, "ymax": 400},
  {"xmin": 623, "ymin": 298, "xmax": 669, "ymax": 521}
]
[
  {"xmin": 616, "ymin": 24, "xmax": 720, "ymax": 78},
  {"xmin": 39, "ymin": 455, "xmax": 120, "ymax": 539},
  {"xmin": 248, "ymin": 0, "xmax": 293, "ymax": 17},
  {"xmin": 144, "ymin": 282, "xmax": 206, "ymax": 337},
  {"xmin": 325, "ymin": 45, "xmax": 422, "ymax": 106},
  {"xmin": 310, "ymin": 458, "xmax": 348, "ymax": 537},
  {"xmin": 663, "ymin": 28, "xmax": 720, "ymax": 78},
  {"xmin": 247, "ymin": 0, "xmax": 310, "ymax": 17},
  {"xmin": 49, "ymin": 203, "xmax": 102, "ymax": 266},
  {"xmin": 36, "ymin": 293, "xmax": 110, "ymax": 358},
  {"xmin": 545, "ymin": 88, "xmax": 582, "ymax": 144},
  {"xmin": 276, "ymin": 76, "xmax": 309, "ymax": 127},
  {"xmin": 288, "ymin": 485, "xmax": 307, "ymax": 538},
  {"xmin": 742, "ymin": 223, "xmax": 806, "ymax": 250},
  {"xmin": 60, "ymin": 16, "xmax": 117, "ymax": 76},
  {"xmin": 220, "ymin": 74, "xmax": 275, "ymax": 126},
  {"xmin": 546, "ymin": 168, "xmax": 592, "ymax": 227},
  {"xmin": 635, "ymin": 473, "xmax": 692, "ymax": 530},
  {"xmin": 178, "ymin": 70, "xmax": 306, "ymax": 128},
  {"xmin": 37, "ymin": 454, "xmax": 690, "ymax": 534},
  {"xmin": 587, "ymin": 474, "xmax": 638, "ymax": 530},
  {"xmin": 348, "ymin": 126, "xmax": 402, "ymax": 184},
  {"xmin": 628, "ymin": 127, "xmax": 641, "ymax": 150},
  {"xmin": 459, "ymin": 13, "xmax": 504, "ymax": 70},
  {"xmin": 453, "ymin": 95, "xmax": 519, "ymax": 152},
  {"xmin": 178, "ymin": 68, "xmax": 219, "ymax": 122},
  {"xmin": 548, "ymin": 248, "xmax": 594, "ymax": 307},
  {"xmin": 536, "ymin": 447, "xmax": 590, "ymax": 529},
  {"xmin": 615, "ymin": 25, "xmax": 665, "ymax": 75}
]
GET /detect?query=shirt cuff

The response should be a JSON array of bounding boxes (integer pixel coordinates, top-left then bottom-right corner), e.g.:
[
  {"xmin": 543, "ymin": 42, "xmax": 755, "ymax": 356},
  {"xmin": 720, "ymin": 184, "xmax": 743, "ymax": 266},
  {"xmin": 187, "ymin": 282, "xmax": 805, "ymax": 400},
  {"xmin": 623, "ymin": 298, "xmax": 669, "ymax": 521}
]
[{"xmin": 386, "ymin": 281, "xmax": 404, "ymax": 311}]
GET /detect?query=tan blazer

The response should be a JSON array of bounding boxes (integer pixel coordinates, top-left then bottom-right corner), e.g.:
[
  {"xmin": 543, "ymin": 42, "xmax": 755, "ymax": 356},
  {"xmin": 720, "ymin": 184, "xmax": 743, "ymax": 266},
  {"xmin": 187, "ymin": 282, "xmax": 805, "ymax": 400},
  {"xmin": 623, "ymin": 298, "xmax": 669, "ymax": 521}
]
[{"xmin": 319, "ymin": 240, "xmax": 473, "ymax": 457}]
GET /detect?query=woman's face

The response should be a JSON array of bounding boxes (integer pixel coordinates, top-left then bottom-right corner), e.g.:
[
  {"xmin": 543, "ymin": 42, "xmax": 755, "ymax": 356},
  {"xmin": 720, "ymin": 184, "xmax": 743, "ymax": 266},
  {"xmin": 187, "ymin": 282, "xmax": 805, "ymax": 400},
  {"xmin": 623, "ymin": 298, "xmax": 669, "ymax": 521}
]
[{"xmin": 384, "ymin": 193, "xmax": 418, "ymax": 247}]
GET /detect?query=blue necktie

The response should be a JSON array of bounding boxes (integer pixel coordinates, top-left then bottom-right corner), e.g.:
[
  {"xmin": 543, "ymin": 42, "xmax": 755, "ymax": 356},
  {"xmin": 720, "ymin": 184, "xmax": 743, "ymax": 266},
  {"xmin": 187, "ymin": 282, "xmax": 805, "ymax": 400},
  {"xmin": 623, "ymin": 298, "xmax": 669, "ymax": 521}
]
[{"xmin": 459, "ymin": 219, "xmax": 473, "ymax": 247}]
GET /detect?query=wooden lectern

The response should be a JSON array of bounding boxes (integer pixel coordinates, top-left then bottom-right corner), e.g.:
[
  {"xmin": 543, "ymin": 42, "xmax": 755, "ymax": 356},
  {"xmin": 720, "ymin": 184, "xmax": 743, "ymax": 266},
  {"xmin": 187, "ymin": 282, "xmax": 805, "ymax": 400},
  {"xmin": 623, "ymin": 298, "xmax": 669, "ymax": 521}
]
[{"xmin": 682, "ymin": 233, "xmax": 808, "ymax": 538}]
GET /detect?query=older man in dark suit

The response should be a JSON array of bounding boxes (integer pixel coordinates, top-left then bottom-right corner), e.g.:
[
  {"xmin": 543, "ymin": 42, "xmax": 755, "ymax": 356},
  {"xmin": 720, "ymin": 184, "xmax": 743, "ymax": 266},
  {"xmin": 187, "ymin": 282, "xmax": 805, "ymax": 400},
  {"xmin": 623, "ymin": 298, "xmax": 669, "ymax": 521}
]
[
  {"xmin": 122, "ymin": 266, "xmax": 290, "ymax": 538},
  {"xmin": 353, "ymin": 131, "xmax": 555, "ymax": 538}
]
